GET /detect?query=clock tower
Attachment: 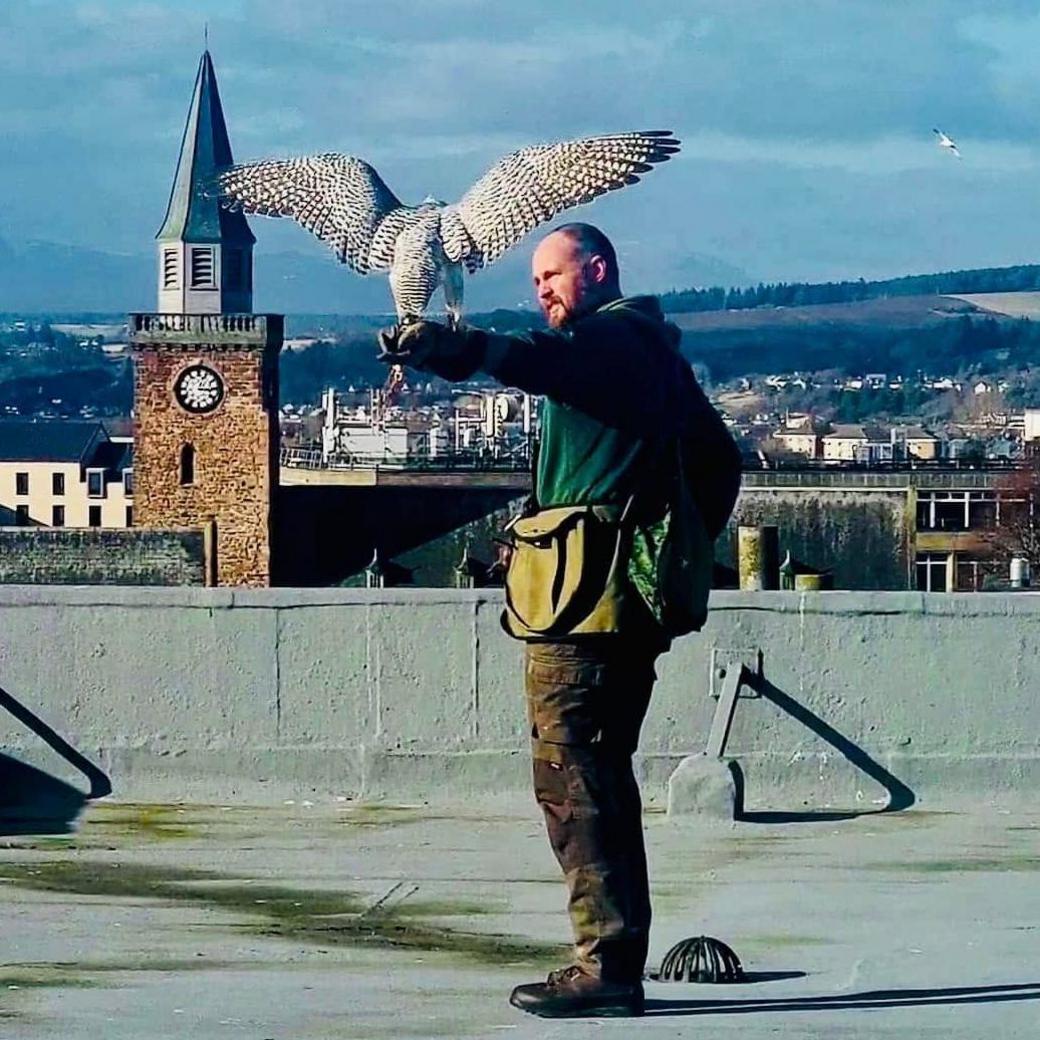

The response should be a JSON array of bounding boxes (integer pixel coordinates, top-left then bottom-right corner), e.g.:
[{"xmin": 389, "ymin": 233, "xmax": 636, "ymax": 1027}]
[{"xmin": 130, "ymin": 50, "xmax": 283, "ymax": 586}]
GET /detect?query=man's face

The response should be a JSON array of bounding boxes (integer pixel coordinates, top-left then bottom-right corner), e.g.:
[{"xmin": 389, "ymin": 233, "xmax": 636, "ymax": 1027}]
[{"xmin": 531, "ymin": 233, "xmax": 605, "ymax": 329}]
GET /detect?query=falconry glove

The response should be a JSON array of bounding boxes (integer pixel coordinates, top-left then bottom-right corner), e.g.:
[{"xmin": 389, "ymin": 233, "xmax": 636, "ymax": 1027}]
[{"xmin": 377, "ymin": 321, "xmax": 487, "ymax": 381}]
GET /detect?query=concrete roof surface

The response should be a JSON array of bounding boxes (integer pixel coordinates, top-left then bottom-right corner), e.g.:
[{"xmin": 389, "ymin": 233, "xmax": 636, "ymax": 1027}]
[{"xmin": 1, "ymin": 800, "xmax": 1038, "ymax": 1038}]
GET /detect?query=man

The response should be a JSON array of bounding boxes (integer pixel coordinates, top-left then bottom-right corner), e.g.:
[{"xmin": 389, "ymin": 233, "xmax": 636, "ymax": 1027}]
[{"xmin": 379, "ymin": 223, "xmax": 740, "ymax": 1018}]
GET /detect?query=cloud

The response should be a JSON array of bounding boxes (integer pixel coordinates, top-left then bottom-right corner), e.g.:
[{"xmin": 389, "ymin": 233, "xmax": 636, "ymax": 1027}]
[
  {"xmin": 2, "ymin": 0, "xmax": 1040, "ymax": 288},
  {"xmin": 679, "ymin": 130, "xmax": 1040, "ymax": 175}
]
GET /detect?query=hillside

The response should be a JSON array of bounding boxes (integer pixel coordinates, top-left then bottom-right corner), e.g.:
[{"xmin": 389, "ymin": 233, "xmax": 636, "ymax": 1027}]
[
  {"xmin": 661, "ymin": 263, "xmax": 1040, "ymax": 313},
  {"xmin": 673, "ymin": 296, "xmax": 1040, "ymax": 381}
]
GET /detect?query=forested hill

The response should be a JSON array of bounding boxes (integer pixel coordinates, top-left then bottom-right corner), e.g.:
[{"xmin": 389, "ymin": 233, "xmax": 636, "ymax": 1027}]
[{"xmin": 660, "ymin": 263, "xmax": 1040, "ymax": 313}]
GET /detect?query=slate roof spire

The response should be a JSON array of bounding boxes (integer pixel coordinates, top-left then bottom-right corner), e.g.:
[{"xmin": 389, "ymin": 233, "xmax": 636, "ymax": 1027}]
[{"xmin": 156, "ymin": 50, "xmax": 254, "ymax": 246}]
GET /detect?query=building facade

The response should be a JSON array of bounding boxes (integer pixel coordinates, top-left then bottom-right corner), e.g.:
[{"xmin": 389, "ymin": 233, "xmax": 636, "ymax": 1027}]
[
  {"xmin": 0, "ymin": 421, "xmax": 133, "ymax": 528},
  {"xmin": 731, "ymin": 466, "xmax": 1020, "ymax": 592}
]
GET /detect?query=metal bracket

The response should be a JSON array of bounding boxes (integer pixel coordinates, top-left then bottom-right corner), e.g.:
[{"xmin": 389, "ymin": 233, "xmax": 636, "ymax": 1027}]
[
  {"xmin": 708, "ymin": 648, "xmax": 762, "ymax": 700},
  {"xmin": 705, "ymin": 648, "xmax": 762, "ymax": 760}
]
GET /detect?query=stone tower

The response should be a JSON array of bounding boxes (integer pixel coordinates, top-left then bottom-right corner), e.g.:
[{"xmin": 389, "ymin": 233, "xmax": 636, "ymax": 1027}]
[{"xmin": 130, "ymin": 50, "xmax": 283, "ymax": 587}]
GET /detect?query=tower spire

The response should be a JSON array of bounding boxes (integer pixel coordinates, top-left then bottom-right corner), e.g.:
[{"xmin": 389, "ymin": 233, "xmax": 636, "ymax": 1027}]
[{"xmin": 156, "ymin": 49, "xmax": 254, "ymax": 314}]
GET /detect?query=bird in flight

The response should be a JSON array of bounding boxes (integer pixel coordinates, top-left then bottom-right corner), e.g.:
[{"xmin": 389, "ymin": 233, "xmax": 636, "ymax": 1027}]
[
  {"xmin": 933, "ymin": 128, "xmax": 961, "ymax": 159},
  {"xmin": 218, "ymin": 131, "xmax": 681, "ymax": 326}
]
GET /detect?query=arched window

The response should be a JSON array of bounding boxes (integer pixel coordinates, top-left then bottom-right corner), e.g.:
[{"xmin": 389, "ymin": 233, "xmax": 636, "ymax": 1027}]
[{"xmin": 180, "ymin": 443, "xmax": 196, "ymax": 486}]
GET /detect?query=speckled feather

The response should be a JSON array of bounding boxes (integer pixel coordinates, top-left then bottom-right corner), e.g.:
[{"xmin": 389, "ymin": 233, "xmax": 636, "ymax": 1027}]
[{"xmin": 218, "ymin": 131, "xmax": 680, "ymax": 319}]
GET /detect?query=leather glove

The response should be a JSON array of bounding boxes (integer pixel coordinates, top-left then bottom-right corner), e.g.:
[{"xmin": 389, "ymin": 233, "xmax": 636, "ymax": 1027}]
[{"xmin": 376, "ymin": 320, "xmax": 486, "ymax": 381}]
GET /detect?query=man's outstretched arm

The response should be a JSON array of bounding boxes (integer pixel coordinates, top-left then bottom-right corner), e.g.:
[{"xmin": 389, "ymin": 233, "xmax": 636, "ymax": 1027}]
[{"xmin": 380, "ymin": 317, "xmax": 698, "ymax": 441}]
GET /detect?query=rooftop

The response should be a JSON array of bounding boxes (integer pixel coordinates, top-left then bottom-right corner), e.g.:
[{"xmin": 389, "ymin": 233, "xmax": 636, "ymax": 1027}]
[
  {"xmin": 1, "ymin": 800, "xmax": 1037, "ymax": 1038},
  {"xmin": 2, "ymin": 587, "xmax": 1040, "ymax": 1035},
  {"xmin": 0, "ymin": 420, "xmax": 104, "ymax": 462}
]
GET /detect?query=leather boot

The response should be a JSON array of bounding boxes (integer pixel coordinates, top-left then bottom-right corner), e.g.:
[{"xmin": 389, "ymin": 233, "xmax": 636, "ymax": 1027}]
[{"xmin": 509, "ymin": 964, "xmax": 644, "ymax": 1018}]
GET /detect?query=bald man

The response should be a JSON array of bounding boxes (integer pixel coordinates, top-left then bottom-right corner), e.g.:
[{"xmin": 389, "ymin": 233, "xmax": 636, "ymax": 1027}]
[{"xmin": 379, "ymin": 223, "xmax": 740, "ymax": 1018}]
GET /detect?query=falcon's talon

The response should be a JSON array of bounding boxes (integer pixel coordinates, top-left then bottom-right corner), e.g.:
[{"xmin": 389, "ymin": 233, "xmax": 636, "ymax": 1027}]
[{"xmin": 376, "ymin": 323, "xmax": 405, "ymax": 361}]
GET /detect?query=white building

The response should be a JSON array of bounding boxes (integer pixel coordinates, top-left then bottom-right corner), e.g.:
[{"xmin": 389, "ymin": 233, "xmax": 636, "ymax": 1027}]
[{"xmin": 0, "ymin": 421, "xmax": 134, "ymax": 528}]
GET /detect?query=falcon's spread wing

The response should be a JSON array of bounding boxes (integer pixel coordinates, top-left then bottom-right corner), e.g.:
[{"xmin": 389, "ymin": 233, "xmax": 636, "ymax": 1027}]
[
  {"xmin": 219, "ymin": 154, "xmax": 408, "ymax": 273},
  {"xmin": 445, "ymin": 130, "xmax": 680, "ymax": 268}
]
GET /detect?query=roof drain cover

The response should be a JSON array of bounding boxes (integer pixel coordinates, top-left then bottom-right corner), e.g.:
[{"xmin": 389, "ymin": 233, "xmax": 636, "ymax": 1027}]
[{"xmin": 656, "ymin": 935, "xmax": 746, "ymax": 983}]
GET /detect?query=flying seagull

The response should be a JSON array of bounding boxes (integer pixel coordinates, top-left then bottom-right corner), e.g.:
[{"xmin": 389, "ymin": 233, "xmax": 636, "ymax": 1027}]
[
  {"xmin": 933, "ymin": 128, "xmax": 961, "ymax": 159},
  {"xmin": 218, "ymin": 131, "xmax": 681, "ymax": 325}
]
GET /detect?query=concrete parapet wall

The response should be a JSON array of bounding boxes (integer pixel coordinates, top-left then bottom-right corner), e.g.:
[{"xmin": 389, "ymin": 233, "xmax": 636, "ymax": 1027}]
[
  {"xmin": 1, "ymin": 586, "xmax": 1037, "ymax": 809},
  {"xmin": 0, "ymin": 528, "xmax": 205, "ymax": 586}
]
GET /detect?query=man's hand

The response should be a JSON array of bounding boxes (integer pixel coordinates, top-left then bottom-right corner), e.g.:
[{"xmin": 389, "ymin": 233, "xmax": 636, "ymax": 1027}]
[
  {"xmin": 375, "ymin": 320, "xmax": 486, "ymax": 381},
  {"xmin": 376, "ymin": 321, "xmax": 441, "ymax": 367}
]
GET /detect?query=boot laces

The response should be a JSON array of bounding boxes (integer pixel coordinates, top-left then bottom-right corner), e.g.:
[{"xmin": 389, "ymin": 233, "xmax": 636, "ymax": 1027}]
[{"xmin": 547, "ymin": 964, "xmax": 586, "ymax": 987}]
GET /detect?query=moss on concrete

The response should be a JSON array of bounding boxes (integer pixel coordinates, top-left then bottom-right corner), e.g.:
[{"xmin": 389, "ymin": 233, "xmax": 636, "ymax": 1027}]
[
  {"xmin": 0, "ymin": 964, "xmax": 98, "ymax": 990},
  {"xmin": 0, "ymin": 860, "xmax": 563, "ymax": 968}
]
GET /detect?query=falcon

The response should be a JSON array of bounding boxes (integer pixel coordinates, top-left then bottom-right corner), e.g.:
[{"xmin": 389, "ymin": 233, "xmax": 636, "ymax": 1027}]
[{"xmin": 218, "ymin": 131, "xmax": 681, "ymax": 325}]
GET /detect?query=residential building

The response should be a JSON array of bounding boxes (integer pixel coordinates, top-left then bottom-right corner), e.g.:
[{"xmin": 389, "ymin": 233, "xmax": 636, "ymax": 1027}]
[
  {"xmin": 892, "ymin": 425, "xmax": 941, "ymax": 461},
  {"xmin": 0, "ymin": 421, "xmax": 133, "ymax": 528},
  {"xmin": 1024, "ymin": 409, "xmax": 1040, "ymax": 443},
  {"xmin": 822, "ymin": 424, "xmax": 890, "ymax": 463},
  {"xmin": 774, "ymin": 414, "xmax": 827, "ymax": 459}
]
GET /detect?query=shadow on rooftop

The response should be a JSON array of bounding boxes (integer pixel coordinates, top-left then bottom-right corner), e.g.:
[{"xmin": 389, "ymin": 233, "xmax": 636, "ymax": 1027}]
[
  {"xmin": 645, "ymin": 981, "xmax": 1040, "ymax": 1016},
  {"xmin": 0, "ymin": 684, "xmax": 111, "ymax": 836},
  {"xmin": 732, "ymin": 677, "xmax": 915, "ymax": 824}
]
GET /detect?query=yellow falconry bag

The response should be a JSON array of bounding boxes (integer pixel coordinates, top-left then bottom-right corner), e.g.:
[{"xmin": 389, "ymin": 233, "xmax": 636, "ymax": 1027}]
[{"xmin": 501, "ymin": 500, "xmax": 634, "ymax": 639}]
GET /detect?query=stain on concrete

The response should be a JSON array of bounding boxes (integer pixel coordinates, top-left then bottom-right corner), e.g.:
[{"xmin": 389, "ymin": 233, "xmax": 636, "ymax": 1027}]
[
  {"xmin": 873, "ymin": 856, "xmax": 1040, "ymax": 873},
  {"xmin": 0, "ymin": 964, "xmax": 97, "ymax": 990},
  {"xmin": 83, "ymin": 803, "xmax": 196, "ymax": 841},
  {"xmin": 0, "ymin": 860, "xmax": 564, "ymax": 967}
]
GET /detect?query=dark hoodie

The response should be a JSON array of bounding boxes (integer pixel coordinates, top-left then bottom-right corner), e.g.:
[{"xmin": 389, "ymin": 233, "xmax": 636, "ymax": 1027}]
[{"xmin": 480, "ymin": 295, "xmax": 740, "ymax": 532}]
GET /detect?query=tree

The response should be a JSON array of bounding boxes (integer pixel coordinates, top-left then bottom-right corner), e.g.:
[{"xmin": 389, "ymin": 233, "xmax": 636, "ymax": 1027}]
[{"xmin": 981, "ymin": 454, "xmax": 1040, "ymax": 573}]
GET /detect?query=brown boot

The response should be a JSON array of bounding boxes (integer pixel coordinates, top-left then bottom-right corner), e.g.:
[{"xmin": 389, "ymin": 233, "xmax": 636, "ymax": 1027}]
[{"xmin": 509, "ymin": 964, "xmax": 644, "ymax": 1018}]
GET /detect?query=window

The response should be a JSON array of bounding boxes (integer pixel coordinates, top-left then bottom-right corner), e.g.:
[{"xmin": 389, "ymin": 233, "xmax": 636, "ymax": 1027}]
[
  {"xmin": 86, "ymin": 468, "xmax": 105, "ymax": 498},
  {"xmin": 15, "ymin": 472, "xmax": 28, "ymax": 496},
  {"xmin": 88, "ymin": 505, "xmax": 102, "ymax": 528},
  {"xmin": 125, "ymin": 505, "xmax": 133, "ymax": 527},
  {"xmin": 915, "ymin": 491, "xmax": 998, "ymax": 532},
  {"xmin": 162, "ymin": 247, "xmax": 179, "ymax": 290},
  {"xmin": 180, "ymin": 443, "xmax": 195, "ymax": 486},
  {"xmin": 15, "ymin": 504, "xmax": 29, "ymax": 526},
  {"xmin": 915, "ymin": 552, "xmax": 949, "ymax": 592},
  {"xmin": 190, "ymin": 247, "xmax": 215, "ymax": 289},
  {"xmin": 955, "ymin": 557, "xmax": 986, "ymax": 592},
  {"xmin": 52, "ymin": 472, "xmax": 65, "ymax": 496},
  {"xmin": 52, "ymin": 505, "xmax": 65, "ymax": 527},
  {"xmin": 122, "ymin": 468, "xmax": 134, "ymax": 496}
]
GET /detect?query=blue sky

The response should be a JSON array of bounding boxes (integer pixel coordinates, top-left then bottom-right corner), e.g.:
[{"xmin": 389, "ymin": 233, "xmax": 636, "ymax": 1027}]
[{"xmin": 4, "ymin": 0, "xmax": 1040, "ymax": 302}]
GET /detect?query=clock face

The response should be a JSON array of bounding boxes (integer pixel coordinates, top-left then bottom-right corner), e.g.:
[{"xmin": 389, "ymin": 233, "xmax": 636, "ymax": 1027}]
[{"xmin": 174, "ymin": 364, "xmax": 225, "ymax": 414}]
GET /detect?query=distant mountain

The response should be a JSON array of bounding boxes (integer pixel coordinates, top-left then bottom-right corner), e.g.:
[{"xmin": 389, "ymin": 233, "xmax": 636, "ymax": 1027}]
[
  {"xmin": 0, "ymin": 234, "xmax": 537, "ymax": 316},
  {"xmin": 0, "ymin": 238, "xmax": 153, "ymax": 312},
  {"xmin": 256, "ymin": 244, "xmax": 536, "ymax": 316}
]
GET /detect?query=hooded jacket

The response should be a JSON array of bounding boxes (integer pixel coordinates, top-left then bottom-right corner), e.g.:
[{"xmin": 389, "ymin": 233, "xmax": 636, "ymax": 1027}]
[{"xmin": 478, "ymin": 295, "xmax": 740, "ymax": 536}]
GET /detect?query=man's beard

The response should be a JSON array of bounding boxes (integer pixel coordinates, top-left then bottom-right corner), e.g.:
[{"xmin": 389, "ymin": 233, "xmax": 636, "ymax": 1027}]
[{"xmin": 543, "ymin": 299, "xmax": 575, "ymax": 329}]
